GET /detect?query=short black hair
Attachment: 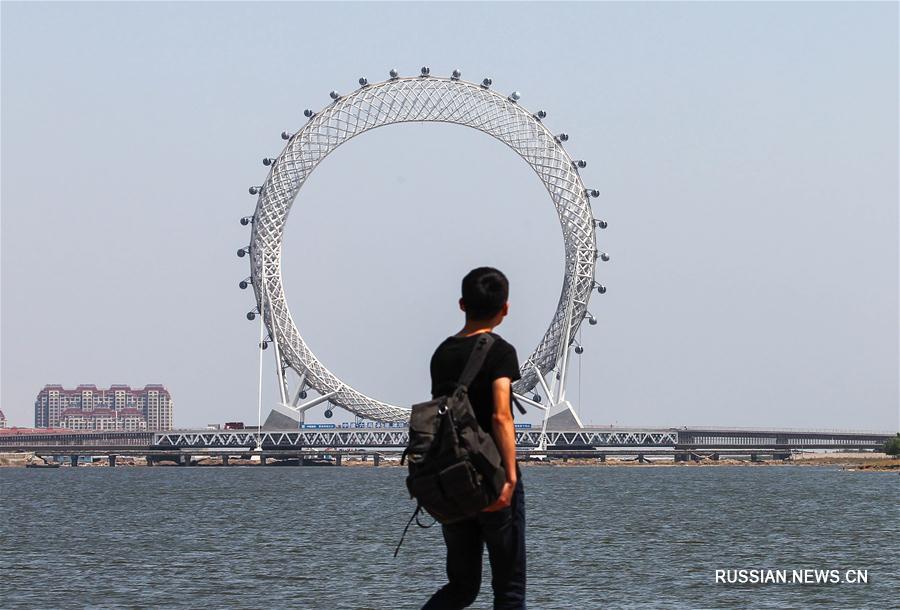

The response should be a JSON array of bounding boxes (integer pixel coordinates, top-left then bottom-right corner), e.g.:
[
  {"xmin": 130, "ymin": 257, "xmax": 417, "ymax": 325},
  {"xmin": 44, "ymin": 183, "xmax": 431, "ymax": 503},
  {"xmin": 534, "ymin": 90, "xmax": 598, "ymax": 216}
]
[{"xmin": 461, "ymin": 267, "xmax": 509, "ymax": 320}]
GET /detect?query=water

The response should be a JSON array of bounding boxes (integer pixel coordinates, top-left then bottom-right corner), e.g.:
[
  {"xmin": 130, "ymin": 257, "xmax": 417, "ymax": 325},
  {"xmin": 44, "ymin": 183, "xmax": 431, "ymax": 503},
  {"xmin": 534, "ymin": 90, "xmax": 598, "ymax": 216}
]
[{"xmin": 1, "ymin": 465, "xmax": 897, "ymax": 609}]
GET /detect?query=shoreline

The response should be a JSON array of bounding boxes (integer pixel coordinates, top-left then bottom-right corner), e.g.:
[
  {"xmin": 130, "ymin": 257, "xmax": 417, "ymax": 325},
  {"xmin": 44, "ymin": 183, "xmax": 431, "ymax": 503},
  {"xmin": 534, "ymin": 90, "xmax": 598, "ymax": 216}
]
[{"xmin": 2, "ymin": 452, "xmax": 897, "ymax": 471}]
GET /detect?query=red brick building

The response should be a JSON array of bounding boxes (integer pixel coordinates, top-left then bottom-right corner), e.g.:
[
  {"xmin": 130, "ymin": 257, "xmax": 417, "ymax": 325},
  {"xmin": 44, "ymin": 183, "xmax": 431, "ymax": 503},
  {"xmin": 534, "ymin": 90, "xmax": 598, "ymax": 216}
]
[{"xmin": 34, "ymin": 384, "xmax": 174, "ymax": 430}]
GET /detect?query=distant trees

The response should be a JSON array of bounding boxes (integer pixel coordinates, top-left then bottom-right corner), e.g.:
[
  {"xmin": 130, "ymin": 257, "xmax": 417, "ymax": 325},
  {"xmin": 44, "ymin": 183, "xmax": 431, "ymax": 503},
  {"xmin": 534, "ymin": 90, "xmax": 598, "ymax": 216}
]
[{"xmin": 884, "ymin": 434, "xmax": 900, "ymax": 457}]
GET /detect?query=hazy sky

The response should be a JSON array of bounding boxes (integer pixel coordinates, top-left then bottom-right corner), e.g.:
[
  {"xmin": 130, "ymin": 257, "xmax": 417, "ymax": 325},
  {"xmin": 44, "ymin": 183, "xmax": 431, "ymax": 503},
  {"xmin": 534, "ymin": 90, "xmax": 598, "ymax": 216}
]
[{"xmin": 1, "ymin": 2, "xmax": 897, "ymax": 431}]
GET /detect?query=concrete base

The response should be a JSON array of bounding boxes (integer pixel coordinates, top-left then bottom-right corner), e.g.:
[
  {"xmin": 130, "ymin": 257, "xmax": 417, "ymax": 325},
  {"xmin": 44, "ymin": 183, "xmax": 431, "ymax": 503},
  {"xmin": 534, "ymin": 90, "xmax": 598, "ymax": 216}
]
[
  {"xmin": 263, "ymin": 403, "xmax": 302, "ymax": 430},
  {"xmin": 545, "ymin": 404, "xmax": 584, "ymax": 430}
]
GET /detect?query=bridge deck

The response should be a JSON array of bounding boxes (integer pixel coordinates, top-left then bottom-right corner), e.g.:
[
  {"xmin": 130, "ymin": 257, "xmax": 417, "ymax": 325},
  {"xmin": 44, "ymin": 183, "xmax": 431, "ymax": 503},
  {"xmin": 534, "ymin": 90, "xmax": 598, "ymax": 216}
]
[{"xmin": 0, "ymin": 426, "xmax": 892, "ymax": 452}]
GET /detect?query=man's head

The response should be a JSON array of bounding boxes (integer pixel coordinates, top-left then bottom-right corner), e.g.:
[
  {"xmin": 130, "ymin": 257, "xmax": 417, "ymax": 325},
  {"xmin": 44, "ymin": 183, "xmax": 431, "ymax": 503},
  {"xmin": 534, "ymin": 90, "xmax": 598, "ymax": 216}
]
[{"xmin": 460, "ymin": 267, "xmax": 509, "ymax": 323}]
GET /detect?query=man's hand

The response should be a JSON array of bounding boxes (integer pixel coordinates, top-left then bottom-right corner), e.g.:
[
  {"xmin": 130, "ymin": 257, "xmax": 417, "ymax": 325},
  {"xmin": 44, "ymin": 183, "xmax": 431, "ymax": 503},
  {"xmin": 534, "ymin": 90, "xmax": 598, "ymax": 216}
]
[
  {"xmin": 485, "ymin": 376, "xmax": 518, "ymax": 512},
  {"xmin": 483, "ymin": 479, "xmax": 516, "ymax": 512}
]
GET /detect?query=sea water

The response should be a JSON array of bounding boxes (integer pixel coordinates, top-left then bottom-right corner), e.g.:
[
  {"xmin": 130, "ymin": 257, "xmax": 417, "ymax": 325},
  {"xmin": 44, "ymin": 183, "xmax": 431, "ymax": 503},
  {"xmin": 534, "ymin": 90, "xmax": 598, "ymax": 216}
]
[{"xmin": 1, "ymin": 465, "xmax": 896, "ymax": 609}]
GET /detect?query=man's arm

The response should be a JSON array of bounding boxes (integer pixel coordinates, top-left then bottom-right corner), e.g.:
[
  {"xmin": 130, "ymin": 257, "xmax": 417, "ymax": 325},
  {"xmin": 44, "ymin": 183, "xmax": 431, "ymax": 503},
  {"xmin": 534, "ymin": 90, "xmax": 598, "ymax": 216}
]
[{"xmin": 483, "ymin": 376, "xmax": 517, "ymax": 512}]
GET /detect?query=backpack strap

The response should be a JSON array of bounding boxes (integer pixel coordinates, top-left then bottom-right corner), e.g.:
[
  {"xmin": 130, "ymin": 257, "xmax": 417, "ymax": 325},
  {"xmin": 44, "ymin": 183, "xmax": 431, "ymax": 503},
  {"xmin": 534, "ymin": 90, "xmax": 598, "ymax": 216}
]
[{"xmin": 457, "ymin": 333, "xmax": 496, "ymax": 388}]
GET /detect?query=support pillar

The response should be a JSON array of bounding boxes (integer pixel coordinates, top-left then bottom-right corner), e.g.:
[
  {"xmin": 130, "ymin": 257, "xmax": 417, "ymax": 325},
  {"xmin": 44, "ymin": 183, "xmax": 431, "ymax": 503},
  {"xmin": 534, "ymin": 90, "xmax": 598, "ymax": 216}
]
[
  {"xmin": 260, "ymin": 456, "xmax": 267, "ymax": 466},
  {"xmin": 70, "ymin": 455, "xmax": 78, "ymax": 467},
  {"xmin": 108, "ymin": 455, "xmax": 117, "ymax": 467},
  {"xmin": 222, "ymin": 456, "xmax": 229, "ymax": 466},
  {"xmin": 180, "ymin": 455, "xmax": 190, "ymax": 466},
  {"xmin": 373, "ymin": 453, "xmax": 381, "ymax": 467},
  {"xmin": 146, "ymin": 456, "xmax": 154, "ymax": 466},
  {"xmin": 335, "ymin": 454, "xmax": 342, "ymax": 466},
  {"xmin": 750, "ymin": 453, "xmax": 760, "ymax": 463}
]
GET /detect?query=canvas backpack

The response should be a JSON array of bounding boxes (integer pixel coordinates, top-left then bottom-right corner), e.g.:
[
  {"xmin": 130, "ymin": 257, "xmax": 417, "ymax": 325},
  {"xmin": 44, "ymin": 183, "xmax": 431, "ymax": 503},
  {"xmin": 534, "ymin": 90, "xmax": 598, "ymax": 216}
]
[{"xmin": 402, "ymin": 333, "xmax": 509, "ymax": 527}]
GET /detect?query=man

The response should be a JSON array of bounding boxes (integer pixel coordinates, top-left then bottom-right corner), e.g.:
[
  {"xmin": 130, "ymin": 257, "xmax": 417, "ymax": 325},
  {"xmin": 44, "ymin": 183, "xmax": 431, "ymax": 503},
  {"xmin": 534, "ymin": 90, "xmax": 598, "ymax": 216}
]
[{"xmin": 423, "ymin": 267, "xmax": 526, "ymax": 610}]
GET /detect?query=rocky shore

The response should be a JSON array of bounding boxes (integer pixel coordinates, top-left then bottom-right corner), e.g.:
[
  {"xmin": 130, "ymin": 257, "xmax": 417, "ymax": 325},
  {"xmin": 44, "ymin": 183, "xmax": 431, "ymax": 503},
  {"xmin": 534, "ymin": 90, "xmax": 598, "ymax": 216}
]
[
  {"xmin": 2, "ymin": 451, "xmax": 897, "ymax": 470},
  {"xmin": 521, "ymin": 454, "xmax": 899, "ymax": 471}
]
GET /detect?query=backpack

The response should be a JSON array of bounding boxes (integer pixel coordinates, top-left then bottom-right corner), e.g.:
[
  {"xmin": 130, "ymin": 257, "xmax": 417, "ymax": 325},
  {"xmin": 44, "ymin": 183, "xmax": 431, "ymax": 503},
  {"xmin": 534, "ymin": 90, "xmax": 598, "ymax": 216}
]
[{"xmin": 403, "ymin": 333, "xmax": 507, "ymax": 525}]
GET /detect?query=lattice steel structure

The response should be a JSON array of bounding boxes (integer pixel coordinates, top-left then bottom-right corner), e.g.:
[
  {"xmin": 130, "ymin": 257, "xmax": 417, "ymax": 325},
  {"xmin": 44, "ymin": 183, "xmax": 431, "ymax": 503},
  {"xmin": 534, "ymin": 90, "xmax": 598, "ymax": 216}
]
[
  {"xmin": 152, "ymin": 429, "xmax": 679, "ymax": 450},
  {"xmin": 241, "ymin": 68, "xmax": 605, "ymax": 436}
]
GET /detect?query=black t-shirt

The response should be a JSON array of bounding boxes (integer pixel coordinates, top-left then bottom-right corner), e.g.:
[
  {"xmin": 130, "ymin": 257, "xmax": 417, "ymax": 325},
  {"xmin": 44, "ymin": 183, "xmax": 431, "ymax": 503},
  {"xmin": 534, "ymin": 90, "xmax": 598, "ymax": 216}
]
[{"xmin": 430, "ymin": 332, "xmax": 522, "ymax": 435}]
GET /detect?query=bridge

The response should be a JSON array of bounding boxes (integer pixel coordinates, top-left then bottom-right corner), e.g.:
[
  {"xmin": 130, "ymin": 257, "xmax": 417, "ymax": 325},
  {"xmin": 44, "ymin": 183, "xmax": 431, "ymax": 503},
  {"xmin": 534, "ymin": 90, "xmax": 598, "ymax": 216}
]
[{"xmin": 1, "ymin": 426, "xmax": 892, "ymax": 465}]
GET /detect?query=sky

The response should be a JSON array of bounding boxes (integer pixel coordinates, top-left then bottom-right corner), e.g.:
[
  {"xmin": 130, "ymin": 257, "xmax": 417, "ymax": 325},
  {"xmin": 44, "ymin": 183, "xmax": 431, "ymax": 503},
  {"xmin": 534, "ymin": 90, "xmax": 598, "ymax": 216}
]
[{"xmin": 1, "ymin": 2, "xmax": 897, "ymax": 431}]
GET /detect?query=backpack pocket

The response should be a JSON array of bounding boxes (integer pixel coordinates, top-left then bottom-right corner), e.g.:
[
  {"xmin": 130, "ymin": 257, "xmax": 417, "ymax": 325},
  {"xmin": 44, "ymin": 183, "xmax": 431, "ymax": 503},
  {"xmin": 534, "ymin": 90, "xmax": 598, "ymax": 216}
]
[
  {"xmin": 438, "ymin": 461, "xmax": 487, "ymax": 515},
  {"xmin": 407, "ymin": 472, "xmax": 454, "ymax": 522}
]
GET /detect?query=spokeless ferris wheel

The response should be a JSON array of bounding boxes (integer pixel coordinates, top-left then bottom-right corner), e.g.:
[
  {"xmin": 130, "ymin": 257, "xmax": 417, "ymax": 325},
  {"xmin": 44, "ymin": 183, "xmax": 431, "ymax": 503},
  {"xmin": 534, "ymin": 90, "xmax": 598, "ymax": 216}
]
[{"xmin": 238, "ymin": 67, "xmax": 609, "ymax": 441}]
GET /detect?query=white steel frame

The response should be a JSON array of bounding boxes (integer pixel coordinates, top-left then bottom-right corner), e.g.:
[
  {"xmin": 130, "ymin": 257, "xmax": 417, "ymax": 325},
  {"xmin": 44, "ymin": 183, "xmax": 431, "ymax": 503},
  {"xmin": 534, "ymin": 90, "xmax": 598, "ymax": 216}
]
[
  {"xmin": 245, "ymin": 71, "xmax": 599, "ymax": 441},
  {"xmin": 153, "ymin": 429, "xmax": 679, "ymax": 450}
]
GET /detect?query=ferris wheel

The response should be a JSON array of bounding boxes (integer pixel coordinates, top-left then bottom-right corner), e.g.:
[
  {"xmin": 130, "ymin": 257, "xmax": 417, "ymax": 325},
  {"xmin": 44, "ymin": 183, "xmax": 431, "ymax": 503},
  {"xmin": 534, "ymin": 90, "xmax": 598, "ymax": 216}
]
[{"xmin": 238, "ymin": 67, "xmax": 608, "ymax": 439}]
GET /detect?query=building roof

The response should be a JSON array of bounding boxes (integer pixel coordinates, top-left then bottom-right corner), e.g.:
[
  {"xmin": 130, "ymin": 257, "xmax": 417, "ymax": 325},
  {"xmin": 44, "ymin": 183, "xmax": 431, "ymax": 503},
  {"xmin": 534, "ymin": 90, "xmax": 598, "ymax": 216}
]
[{"xmin": 38, "ymin": 384, "xmax": 171, "ymax": 396}]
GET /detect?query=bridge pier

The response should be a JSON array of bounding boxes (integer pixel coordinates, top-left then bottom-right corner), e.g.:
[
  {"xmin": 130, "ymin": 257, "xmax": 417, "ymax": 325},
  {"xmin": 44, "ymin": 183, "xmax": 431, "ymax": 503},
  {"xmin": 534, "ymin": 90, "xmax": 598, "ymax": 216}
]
[
  {"xmin": 335, "ymin": 454, "xmax": 342, "ymax": 467},
  {"xmin": 70, "ymin": 455, "xmax": 78, "ymax": 467},
  {"xmin": 108, "ymin": 454, "xmax": 117, "ymax": 467},
  {"xmin": 222, "ymin": 455, "xmax": 229, "ymax": 466},
  {"xmin": 180, "ymin": 455, "xmax": 190, "ymax": 467},
  {"xmin": 373, "ymin": 453, "xmax": 381, "ymax": 467},
  {"xmin": 260, "ymin": 456, "xmax": 267, "ymax": 466},
  {"xmin": 750, "ymin": 453, "xmax": 761, "ymax": 463}
]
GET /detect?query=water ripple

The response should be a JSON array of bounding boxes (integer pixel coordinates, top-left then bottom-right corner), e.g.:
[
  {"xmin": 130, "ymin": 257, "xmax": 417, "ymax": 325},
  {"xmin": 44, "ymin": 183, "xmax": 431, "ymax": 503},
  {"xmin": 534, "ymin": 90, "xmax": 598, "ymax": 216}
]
[{"xmin": 1, "ymin": 466, "xmax": 897, "ymax": 608}]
